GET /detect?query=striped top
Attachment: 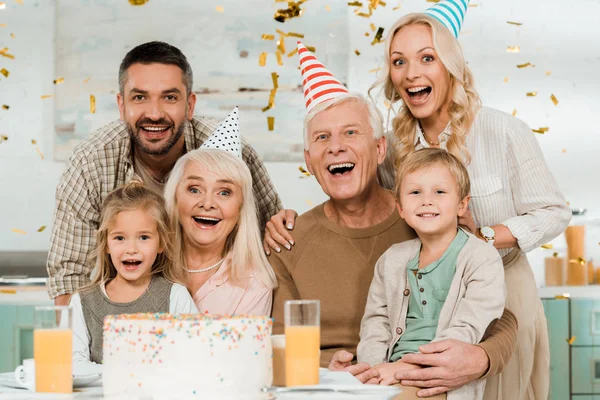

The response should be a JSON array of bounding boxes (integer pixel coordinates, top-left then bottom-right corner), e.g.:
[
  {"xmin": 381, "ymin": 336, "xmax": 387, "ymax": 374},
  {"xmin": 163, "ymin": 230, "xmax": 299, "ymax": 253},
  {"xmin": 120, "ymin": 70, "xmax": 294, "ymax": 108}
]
[
  {"xmin": 379, "ymin": 106, "xmax": 571, "ymax": 257},
  {"xmin": 298, "ymin": 42, "xmax": 348, "ymax": 111}
]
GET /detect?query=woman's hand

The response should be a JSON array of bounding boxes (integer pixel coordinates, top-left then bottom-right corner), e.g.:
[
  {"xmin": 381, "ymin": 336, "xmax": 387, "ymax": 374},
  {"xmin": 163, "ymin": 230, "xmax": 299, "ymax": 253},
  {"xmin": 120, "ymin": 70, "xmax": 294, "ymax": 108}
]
[
  {"xmin": 458, "ymin": 209, "xmax": 477, "ymax": 235},
  {"xmin": 263, "ymin": 209, "xmax": 297, "ymax": 255}
]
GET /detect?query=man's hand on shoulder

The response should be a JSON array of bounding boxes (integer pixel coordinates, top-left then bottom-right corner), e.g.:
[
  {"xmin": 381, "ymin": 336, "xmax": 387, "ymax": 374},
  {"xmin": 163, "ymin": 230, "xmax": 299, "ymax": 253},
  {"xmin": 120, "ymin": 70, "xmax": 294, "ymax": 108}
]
[{"xmin": 263, "ymin": 209, "xmax": 297, "ymax": 255}]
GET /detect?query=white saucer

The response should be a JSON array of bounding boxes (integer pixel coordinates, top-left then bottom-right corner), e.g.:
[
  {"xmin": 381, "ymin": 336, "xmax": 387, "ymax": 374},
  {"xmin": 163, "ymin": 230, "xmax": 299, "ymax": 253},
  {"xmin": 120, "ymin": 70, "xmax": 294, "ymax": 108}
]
[{"xmin": 0, "ymin": 371, "xmax": 101, "ymax": 389}]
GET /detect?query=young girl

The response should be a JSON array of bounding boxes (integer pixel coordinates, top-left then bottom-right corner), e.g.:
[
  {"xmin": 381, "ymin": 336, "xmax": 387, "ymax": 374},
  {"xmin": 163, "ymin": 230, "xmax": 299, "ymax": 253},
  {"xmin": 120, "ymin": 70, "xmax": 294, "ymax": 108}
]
[
  {"xmin": 357, "ymin": 148, "xmax": 506, "ymax": 399},
  {"xmin": 70, "ymin": 181, "xmax": 198, "ymax": 365}
]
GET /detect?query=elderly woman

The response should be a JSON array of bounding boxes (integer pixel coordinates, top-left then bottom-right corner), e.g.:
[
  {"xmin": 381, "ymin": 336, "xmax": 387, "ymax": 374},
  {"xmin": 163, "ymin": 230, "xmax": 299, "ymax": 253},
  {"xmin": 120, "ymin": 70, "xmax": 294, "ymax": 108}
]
[
  {"xmin": 369, "ymin": 10, "xmax": 570, "ymax": 400},
  {"xmin": 164, "ymin": 147, "xmax": 277, "ymax": 315}
]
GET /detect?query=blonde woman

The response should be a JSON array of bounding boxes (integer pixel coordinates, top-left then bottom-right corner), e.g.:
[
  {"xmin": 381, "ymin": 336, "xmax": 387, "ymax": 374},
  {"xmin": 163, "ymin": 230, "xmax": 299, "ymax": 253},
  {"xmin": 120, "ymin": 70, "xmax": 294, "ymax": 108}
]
[
  {"xmin": 164, "ymin": 148, "xmax": 277, "ymax": 316},
  {"xmin": 369, "ymin": 12, "xmax": 570, "ymax": 400},
  {"xmin": 70, "ymin": 181, "xmax": 197, "ymax": 366}
]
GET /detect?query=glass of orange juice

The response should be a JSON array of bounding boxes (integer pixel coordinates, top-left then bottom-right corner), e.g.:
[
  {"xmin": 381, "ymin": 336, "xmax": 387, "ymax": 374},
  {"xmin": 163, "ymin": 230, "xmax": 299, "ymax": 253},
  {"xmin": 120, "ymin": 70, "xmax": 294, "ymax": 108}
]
[
  {"xmin": 34, "ymin": 306, "xmax": 73, "ymax": 393},
  {"xmin": 284, "ymin": 300, "xmax": 320, "ymax": 386}
]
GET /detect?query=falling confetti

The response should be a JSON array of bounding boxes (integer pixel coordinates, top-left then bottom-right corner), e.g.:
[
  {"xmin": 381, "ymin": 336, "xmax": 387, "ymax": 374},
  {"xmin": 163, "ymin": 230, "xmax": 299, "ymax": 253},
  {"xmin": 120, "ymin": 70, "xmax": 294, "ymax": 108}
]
[
  {"xmin": 511, "ymin": 109, "xmax": 517, "ymax": 116},
  {"xmin": 36, "ymin": 147, "xmax": 44, "ymax": 159},
  {"xmin": 53, "ymin": 77, "xmax": 64, "ymax": 84},
  {"xmin": 517, "ymin": 62, "xmax": 535, "ymax": 68},
  {"xmin": 267, "ymin": 116, "xmax": 275, "ymax": 131},
  {"xmin": 287, "ymin": 48, "xmax": 298, "ymax": 57},
  {"xmin": 567, "ymin": 336, "xmax": 576, "ymax": 345},
  {"xmin": 31, "ymin": 139, "xmax": 37, "ymax": 144},
  {"xmin": 569, "ymin": 257, "xmax": 586, "ymax": 266},
  {"xmin": 0, "ymin": 68, "xmax": 9, "ymax": 77},
  {"xmin": 41, "ymin": 95, "xmax": 53, "ymax": 99},
  {"xmin": 1, "ymin": 52, "xmax": 14, "ymax": 59},
  {"xmin": 325, "ymin": 5, "xmax": 331, "ymax": 11},
  {"xmin": 259, "ymin": 52, "xmax": 267, "ymax": 67},
  {"xmin": 503, "ymin": 77, "xmax": 509, "ymax": 83},
  {"xmin": 11, "ymin": 228, "xmax": 27, "ymax": 235},
  {"xmin": 526, "ymin": 92, "xmax": 537, "ymax": 97},
  {"xmin": 262, "ymin": 34, "xmax": 275, "ymax": 40},
  {"xmin": 369, "ymin": 67, "xmax": 382, "ymax": 73},
  {"xmin": 275, "ymin": 50, "xmax": 283, "ymax": 66},
  {"xmin": 274, "ymin": 0, "xmax": 306, "ymax": 23},
  {"xmin": 37, "ymin": 226, "xmax": 47, "ymax": 232},
  {"xmin": 287, "ymin": 32, "xmax": 304, "ymax": 38},
  {"xmin": 10, "ymin": 33, "xmax": 14, "ymax": 38},
  {"xmin": 15, "ymin": 0, "xmax": 23, "ymax": 4},
  {"xmin": 507, "ymin": 21, "xmax": 523, "ymax": 26},
  {"xmin": 532, "ymin": 127, "xmax": 549, "ymax": 134},
  {"xmin": 370, "ymin": 23, "xmax": 376, "ymax": 31},
  {"xmin": 2, "ymin": 105, "xmax": 8, "ymax": 110},
  {"xmin": 371, "ymin": 27, "xmax": 384, "ymax": 45},
  {"xmin": 354, "ymin": 49, "xmax": 361, "ymax": 56},
  {"xmin": 364, "ymin": 32, "xmax": 370, "ymax": 37},
  {"xmin": 541, "ymin": 244, "xmax": 554, "ymax": 249},
  {"xmin": 128, "ymin": 0, "xmax": 150, "ymax": 5},
  {"xmin": 561, "ymin": 149, "xmax": 567, "ymax": 153},
  {"xmin": 545, "ymin": 71, "xmax": 552, "ymax": 76},
  {"xmin": 271, "ymin": 72, "xmax": 279, "ymax": 89},
  {"xmin": 215, "ymin": 5, "xmax": 224, "ymax": 12},
  {"xmin": 306, "ymin": 45, "xmax": 316, "ymax": 52},
  {"xmin": 383, "ymin": 100, "xmax": 391, "ymax": 109},
  {"xmin": 506, "ymin": 46, "xmax": 520, "ymax": 53},
  {"xmin": 348, "ymin": 1, "xmax": 362, "ymax": 6},
  {"xmin": 90, "ymin": 94, "xmax": 96, "ymax": 114},
  {"xmin": 83, "ymin": 77, "xmax": 91, "ymax": 83},
  {"xmin": 550, "ymin": 94, "xmax": 559, "ymax": 106},
  {"xmin": 0, "ymin": 135, "xmax": 7, "ymax": 142},
  {"xmin": 306, "ymin": 199, "xmax": 314, "ymax": 207},
  {"xmin": 298, "ymin": 166, "xmax": 311, "ymax": 176},
  {"xmin": 553, "ymin": 252, "xmax": 559, "ymax": 258}
]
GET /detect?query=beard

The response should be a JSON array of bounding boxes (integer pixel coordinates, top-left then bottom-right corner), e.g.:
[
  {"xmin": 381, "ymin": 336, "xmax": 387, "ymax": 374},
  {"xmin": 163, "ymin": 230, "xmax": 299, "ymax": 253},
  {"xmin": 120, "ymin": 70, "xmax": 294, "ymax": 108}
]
[{"xmin": 127, "ymin": 117, "xmax": 187, "ymax": 156}]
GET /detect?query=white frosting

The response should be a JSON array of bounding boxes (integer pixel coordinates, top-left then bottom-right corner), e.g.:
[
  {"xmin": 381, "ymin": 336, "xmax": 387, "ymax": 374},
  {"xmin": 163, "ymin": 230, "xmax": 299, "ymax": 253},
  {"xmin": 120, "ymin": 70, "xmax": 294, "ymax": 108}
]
[{"xmin": 102, "ymin": 313, "xmax": 273, "ymax": 399}]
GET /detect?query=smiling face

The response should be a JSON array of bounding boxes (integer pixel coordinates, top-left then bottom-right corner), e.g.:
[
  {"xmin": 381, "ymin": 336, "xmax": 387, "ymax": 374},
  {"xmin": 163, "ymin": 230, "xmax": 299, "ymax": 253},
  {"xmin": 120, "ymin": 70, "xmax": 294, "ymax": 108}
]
[
  {"xmin": 117, "ymin": 63, "xmax": 196, "ymax": 156},
  {"xmin": 304, "ymin": 100, "xmax": 386, "ymax": 202},
  {"xmin": 175, "ymin": 161, "xmax": 243, "ymax": 254},
  {"xmin": 398, "ymin": 163, "xmax": 468, "ymax": 236},
  {"xmin": 107, "ymin": 208, "xmax": 163, "ymax": 284},
  {"xmin": 389, "ymin": 23, "xmax": 453, "ymax": 127}
]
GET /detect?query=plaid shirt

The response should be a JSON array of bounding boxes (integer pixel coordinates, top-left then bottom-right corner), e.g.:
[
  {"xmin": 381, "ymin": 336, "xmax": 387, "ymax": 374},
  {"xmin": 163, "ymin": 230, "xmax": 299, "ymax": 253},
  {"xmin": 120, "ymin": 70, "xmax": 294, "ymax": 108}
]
[{"xmin": 47, "ymin": 116, "xmax": 282, "ymax": 299}]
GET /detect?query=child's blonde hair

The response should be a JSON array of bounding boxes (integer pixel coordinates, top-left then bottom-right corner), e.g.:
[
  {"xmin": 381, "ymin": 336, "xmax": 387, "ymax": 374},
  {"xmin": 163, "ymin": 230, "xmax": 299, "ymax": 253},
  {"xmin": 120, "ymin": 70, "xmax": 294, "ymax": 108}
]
[
  {"xmin": 395, "ymin": 148, "xmax": 470, "ymax": 201},
  {"xmin": 164, "ymin": 149, "xmax": 277, "ymax": 289},
  {"xmin": 86, "ymin": 181, "xmax": 184, "ymax": 288}
]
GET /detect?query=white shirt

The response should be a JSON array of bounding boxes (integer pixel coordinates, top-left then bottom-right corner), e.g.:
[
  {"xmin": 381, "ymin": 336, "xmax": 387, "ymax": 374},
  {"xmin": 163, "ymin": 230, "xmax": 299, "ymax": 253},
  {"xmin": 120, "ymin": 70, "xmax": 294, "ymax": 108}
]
[
  {"xmin": 70, "ymin": 282, "xmax": 197, "ymax": 366},
  {"xmin": 380, "ymin": 106, "xmax": 571, "ymax": 257}
]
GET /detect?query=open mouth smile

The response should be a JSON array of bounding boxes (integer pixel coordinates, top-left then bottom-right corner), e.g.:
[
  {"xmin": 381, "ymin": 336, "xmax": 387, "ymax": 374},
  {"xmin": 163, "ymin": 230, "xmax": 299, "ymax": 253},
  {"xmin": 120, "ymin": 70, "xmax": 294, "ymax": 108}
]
[{"xmin": 327, "ymin": 162, "xmax": 355, "ymax": 176}]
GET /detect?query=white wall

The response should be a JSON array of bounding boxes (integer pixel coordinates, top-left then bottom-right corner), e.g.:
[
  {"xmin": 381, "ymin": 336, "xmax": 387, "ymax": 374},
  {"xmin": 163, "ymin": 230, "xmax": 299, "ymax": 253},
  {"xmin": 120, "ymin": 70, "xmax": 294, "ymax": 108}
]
[{"xmin": 1, "ymin": 0, "xmax": 599, "ymax": 286}]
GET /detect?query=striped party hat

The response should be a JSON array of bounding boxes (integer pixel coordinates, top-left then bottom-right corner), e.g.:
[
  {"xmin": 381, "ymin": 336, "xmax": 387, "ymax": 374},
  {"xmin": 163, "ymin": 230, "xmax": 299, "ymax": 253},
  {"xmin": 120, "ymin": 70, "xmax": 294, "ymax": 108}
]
[
  {"xmin": 297, "ymin": 41, "xmax": 348, "ymax": 112},
  {"xmin": 200, "ymin": 107, "xmax": 242, "ymax": 158},
  {"xmin": 424, "ymin": 0, "xmax": 469, "ymax": 38}
]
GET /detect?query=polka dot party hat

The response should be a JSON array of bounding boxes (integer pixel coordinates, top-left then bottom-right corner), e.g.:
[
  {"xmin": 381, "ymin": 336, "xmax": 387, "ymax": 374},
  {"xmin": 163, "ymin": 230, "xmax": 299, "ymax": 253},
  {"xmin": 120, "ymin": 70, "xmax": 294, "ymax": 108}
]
[
  {"xmin": 297, "ymin": 41, "xmax": 348, "ymax": 112},
  {"xmin": 200, "ymin": 106, "xmax": 242, "ymax": 158}
]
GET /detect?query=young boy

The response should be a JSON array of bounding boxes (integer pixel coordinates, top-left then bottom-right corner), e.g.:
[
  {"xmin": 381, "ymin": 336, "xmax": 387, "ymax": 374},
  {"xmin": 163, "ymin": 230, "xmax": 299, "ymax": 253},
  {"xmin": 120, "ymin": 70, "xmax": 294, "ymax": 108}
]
[{"xmin": 357, "ymin": 148, "xmax": 506, "ymax": 399}]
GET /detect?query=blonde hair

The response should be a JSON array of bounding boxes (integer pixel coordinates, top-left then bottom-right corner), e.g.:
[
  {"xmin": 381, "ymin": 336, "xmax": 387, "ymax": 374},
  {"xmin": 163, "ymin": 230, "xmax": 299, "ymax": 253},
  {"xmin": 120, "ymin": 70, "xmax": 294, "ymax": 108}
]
[
  {"xmin": 303, "ymin": 92, "xmax": 383, "ymax": 150},
  {"xmin": 164, "ymin": 149, "xmax": 277, "ymax": 289},
  {"xmin": 395, "ymin": 147, "xmax": 470, "ymax": 201},
  {"xmin": 85, "ymin": 181, "xmax": 184, "ymax": 290},
  {"xmin": 370, "ymin": 13, "xmax": 481, "ymax": 168}
]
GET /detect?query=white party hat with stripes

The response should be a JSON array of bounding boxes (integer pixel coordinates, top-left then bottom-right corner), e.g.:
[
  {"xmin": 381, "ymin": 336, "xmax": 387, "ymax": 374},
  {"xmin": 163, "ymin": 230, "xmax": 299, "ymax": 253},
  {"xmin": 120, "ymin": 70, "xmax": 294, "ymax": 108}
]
[
  {"xmin": 425, "ymin": 0, "xmax": 469, "ymax": 38},
  {"xmin": 297, "ymin": 41, "xmax": 349, "ymax": 112},
  {"xmin": 200, "ymin": 107, "xmax": 242, "ymax": 158}
]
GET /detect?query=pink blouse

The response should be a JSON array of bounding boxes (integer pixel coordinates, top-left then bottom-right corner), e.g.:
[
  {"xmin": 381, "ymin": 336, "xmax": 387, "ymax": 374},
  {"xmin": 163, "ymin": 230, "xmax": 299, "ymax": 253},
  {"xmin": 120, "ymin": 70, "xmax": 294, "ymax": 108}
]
[{"xmin": 192, "ymin": 258, "xmax": 272, "ymax": 316}]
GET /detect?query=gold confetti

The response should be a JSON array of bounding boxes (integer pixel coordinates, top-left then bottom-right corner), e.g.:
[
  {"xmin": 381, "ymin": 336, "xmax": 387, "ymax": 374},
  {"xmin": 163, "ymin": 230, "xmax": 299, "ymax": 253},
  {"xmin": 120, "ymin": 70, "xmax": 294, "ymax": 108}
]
[
  {"xmin": 383, "ymin": 100, "xmax": 391, "ymax": 109},
  {"xmin": 468, "ymin": 3, "xmax": 478, "ymax": 6},
  {"xmin": 507, "ymin": 21, "xmax": 523, "ymax": 26},
  {"xmin": 371, "ymin": 27, "xmax": 384, "ymax": 45},
  {"xmin": 545, "ymin": 71, "xmax": 552, "ymax": 76},
  {"xmin": 370, "ymin": 23, "xmax": 377, "ymax": 31},
  {"xmin": 357, "ymin": 11, "xmax": 372, "ymax": 17},
  {"xmin": 0, "ymin": 68, "xmax": 9, "ymax": 77},
  {"xmin": 348, "ymin": 1, "xmax": 362, "ymax": 5},
  {"xmin": 364, "ymin": 32, "xmax": 370, "ymax": 37},
  {"xmin": 271, "ymin": 72, "xmax": 279, "ymax": 89},
  {"xmin": 567, "ymin": 336, "xmax": 576, "ymax": 345},
  {"xmin": 392, "ymin": 5, "xmax": 401, "ymax": 10},
  {"xmin": 511, "ymin": 109, "xmax": 517, "ymax": 116},
  {"xmin": 37, "ymin": 226, "xmax": 46, "ymax": 232},
  {"xmin": 298, "ymin": 166, "xmax": 311, "ymax": 176},
  {"xmin": 306, "ymin": 199, "xmax": 314, "ymax": 207},
  {"xmin": 215, "ymin": 5, "xmax": 224, "ymax": 12},
  {"xmin": 504, "ymin": 77, "xmax": 509, "ymax": 83},
  {"xmin": 83, "ymin": 77, "xmax": 91, "ymax": 83},
  {"xmin": 276, "ymin": 29, "xmax": 287, "ymax": 36},
  {"xmin": 287, "ymin": 32, "xmax": 304, "ymax": 38},
  {"xmin": 1, "ymin": 52, "xmax": 15, "ymax": 59},
  {"xmin": 12, "ymin": 228, "xmax": 27, "ymax": 235},
  {"xmin": 259, "ymin": 52, "xmax": 267, "ymax": 67},
  {"xmin": 306, "ymin": 46, "xmax": 316, "ymax": 52},
  {"xmin": 550, "ymin": 94, "xmax": 559, "ymax": 106},
  {"xmin": 53, "ymin": 77, "xmax": 64, "ymax": 84},
  {"xmin": 287, "ymin": 48, "xmax": 298, "ymax": 58},
  {"xmin": 2, "ymin": 105, "xmax": 8, "ymax": 110},
  {"xmin": 325, "ymin": 5, "xmax": 331, "ymax": 11},
  {"xmin": 526, "ymin": 92, "xmax": 537, "ymax": 97},
  {"xmin": 15, "ymin": 0, "xmax": 23, "ymax": 4},
  {"xmin": 262, "ymin": 34, "xmax": 275, "ymax": 41},
  {"xmin": 354, "ymin": 49, "xmax": 361, "ymax": 56},
  {"xmin": 517, "ymin": 62, "xmax": 535, "ymax": 68},
  {"xmin": 0, "ymin": 47, "xmax": 7, "ymax": 53},
  {"xmin": 275, "ymin": 50, "xmax": 283, "ymax": 66},
  {"xmin": 553, "ymin": 252, "xmax": 559, "ymax": 258},
  {"xmin": 267, "ymin": 116, "xmax": 275, "ymax": 131},
  {"xmin": 506, "ymin": 46, "xmax": 520, "ymax": 53},
  {"xmin": 0, "ymin": 24, "xmax": 5, "ymax": 27},
  {"xmin": 569, "ymin": 257, "xmax": 586, "ymax": 265},
  {"xmin": 561, "ymin": 148, "xmax": 567, "ymax": 153},
  {"xmin": 426, "ymin": 0, "xmax": 440, "ymax": 2},
  {"xmin": 31, "ymin": 139, "xmax": 37, "ymax": 144},
  {"xmin": 40, "ymin": 95, "xmax": 53, "ymax": 99},
  {"xmin": 128, "ymin": 0, "xmax": 150, "ymax": 5},
  {"xmin": 10, "ymin": 33, "xmax": 14, "ymax": 38},
  {"xmin": 36, "ymin": 147, "xmax": 44, "ymax": 160},
  {"xmin": 277, "ymin": 37, "xmax": 286, "ymax": 54},
  {"xmin": 554, "ymin": 293, "xmax": 570, "ymax": 299},
  {"xmin": 274, "ymin": 0, "xmax": 306, "ymax": 23},
  {"xmin": 541, "ymin": 244, "xmax": 553, "ymax": 249},
  {"xmin": 0, "ymin": 135, "xmax": 7, "ymax": 142},
  {"xmin": 90, "ymin": 94, "xmax": 96, "ymax": 114},
  {"xmin": 532, "ymin": 127, "xmax": 549, "ymax": 134},
  {"xmin": 369, "ymin": 67, "xmax": 382, "ymax": 73}
]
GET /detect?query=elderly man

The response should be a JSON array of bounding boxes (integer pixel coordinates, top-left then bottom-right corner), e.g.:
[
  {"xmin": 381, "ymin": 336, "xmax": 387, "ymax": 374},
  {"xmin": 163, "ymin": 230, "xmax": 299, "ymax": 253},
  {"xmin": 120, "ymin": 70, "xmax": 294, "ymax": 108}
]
[
  {"xmin": 47, "ymin": 41, "xmax": 281, "ymax": 305},
  {"xmin": 268, "ymin": 90, "xmax": 517, "ymax": 395}
]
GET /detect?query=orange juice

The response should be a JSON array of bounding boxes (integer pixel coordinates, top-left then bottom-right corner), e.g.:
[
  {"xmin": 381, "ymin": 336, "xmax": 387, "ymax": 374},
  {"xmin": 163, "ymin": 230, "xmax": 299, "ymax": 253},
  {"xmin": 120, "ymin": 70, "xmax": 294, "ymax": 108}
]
[
  {"xmin": 34, "ymin": 329, "xmax": 73, "ymax": 393},
  {"xmin": 272, "ymin": 345, "xmax": 286, "ymax": 386},
  {"xmin": 285, "ymin": 325, "xmax": 320, "ymax": 386}
]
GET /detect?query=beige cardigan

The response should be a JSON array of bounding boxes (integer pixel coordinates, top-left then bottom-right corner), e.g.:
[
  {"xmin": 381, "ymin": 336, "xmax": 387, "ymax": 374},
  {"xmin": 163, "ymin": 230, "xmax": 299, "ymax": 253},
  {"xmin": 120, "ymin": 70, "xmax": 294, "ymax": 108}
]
[{"xmin": 357, "ymin": 232, "xmax": 506, "ymax": 400}]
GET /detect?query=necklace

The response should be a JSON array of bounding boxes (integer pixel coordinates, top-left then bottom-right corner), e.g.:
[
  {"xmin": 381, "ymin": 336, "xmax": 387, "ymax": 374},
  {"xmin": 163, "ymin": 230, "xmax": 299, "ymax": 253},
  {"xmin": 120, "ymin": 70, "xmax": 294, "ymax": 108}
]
[
  {"xmin": 183, "ymin": 258, "xmax": 225, "ymax": 274},
  {"xmin": 420, "ymin": 125, "xmax": 440, "ymax": 146}
]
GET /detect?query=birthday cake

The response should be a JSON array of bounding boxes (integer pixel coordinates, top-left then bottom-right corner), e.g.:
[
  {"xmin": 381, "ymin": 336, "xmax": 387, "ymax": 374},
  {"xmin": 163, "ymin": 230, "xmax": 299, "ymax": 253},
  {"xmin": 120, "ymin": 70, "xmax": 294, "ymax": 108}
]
[{"xmin": 102, "ymin": 313, "xmax": 273, "ymax": 399}]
